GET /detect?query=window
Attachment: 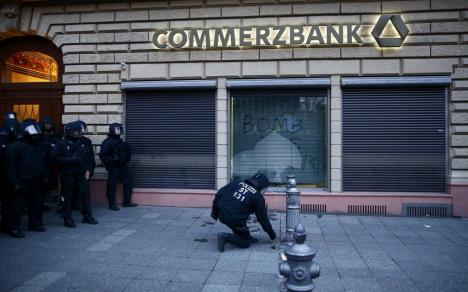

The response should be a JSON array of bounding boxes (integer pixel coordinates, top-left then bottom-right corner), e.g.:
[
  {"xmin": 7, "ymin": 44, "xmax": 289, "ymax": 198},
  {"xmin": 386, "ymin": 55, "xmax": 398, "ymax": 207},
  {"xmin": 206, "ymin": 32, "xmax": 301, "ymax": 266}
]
[
  {"xmin": 2, "ymin": 51, "xmax": 58, "ymax": 83},
  {"xmin": 231, "ymin": 89, "xmax": 328, "ymax": 188},
  {"xmin": 13, "ymin": 104, "xmax": 40, "ymax": 122}
]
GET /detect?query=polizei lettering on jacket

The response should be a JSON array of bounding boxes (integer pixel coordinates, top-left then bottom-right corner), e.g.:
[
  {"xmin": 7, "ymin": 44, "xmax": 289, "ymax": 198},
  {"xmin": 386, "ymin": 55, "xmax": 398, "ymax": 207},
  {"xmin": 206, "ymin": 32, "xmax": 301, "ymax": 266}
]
[{"xmin": 152, "ymin": 24, "xmax": 363, "ymax": 49}]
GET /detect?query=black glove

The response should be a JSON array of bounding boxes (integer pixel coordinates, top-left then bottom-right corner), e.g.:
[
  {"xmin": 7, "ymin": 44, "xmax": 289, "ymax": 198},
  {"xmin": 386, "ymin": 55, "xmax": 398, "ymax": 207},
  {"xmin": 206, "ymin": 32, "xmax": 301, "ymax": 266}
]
[{"xmin": 268, "ymin": 230, "xmax": 276, "ymax": 240}]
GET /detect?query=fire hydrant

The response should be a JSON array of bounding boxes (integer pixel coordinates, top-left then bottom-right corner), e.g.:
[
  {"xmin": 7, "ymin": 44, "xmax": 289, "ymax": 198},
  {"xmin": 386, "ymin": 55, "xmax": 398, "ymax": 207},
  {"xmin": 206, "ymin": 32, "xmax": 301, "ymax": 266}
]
[{"xmin": 279, "ymin": 223, "xmax": 320, "ymax": 292}]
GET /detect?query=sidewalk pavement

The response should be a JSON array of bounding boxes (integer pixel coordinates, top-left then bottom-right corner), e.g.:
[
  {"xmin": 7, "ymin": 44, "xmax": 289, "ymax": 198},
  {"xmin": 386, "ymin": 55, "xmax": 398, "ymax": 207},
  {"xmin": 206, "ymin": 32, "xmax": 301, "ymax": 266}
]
[{"xmin": 1, "ymin": 205, "xmax": 468, "ymax": 292}]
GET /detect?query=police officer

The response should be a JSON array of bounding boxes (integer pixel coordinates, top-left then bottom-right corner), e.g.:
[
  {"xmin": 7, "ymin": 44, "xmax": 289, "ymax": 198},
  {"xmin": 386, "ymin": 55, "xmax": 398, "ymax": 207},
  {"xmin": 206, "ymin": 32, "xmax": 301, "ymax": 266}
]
[
  {"xmin": 99, "ymin": 123, "xmax": 137, "ymax": 211},
  {"xmin": 211, "ymin": 173, "xmax": 276, "ymax": 252},
  {"xmin": 70, "ymin": 120, "xmax": 95, "ymax": 210},
  {"xmin": 0, "ymin": 113, "xmax": 20, "ymax": 232},
  {"xmin": 52, "ymin": 121, "xmax": 98, "ymax": 228},
  {"xmin": 5, "ymin": 119, "xmax": 46, "ymax": 238},
  {"xmin": 39, "ymin": 116, "xmax": 62, "ymax": 211}
]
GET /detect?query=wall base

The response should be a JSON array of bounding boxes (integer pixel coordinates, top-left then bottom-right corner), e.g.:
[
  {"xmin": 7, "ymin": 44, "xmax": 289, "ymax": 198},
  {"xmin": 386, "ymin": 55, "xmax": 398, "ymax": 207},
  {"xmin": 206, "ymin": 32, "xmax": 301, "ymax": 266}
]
[
  {"xmin": 449, "ymin": 185, "xmax": 468, "ymax": 217},
  {"xmin": 90, "ymin": 179, "xmax": 459, "ymax": 216}
]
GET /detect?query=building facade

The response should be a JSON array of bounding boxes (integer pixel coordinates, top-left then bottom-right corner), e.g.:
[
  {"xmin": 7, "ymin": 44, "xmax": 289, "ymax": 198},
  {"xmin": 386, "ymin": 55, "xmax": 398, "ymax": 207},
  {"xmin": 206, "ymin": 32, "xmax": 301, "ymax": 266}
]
[{"xmin": 1, "ymin": 0, "xmax": 467, "ymax": 216}]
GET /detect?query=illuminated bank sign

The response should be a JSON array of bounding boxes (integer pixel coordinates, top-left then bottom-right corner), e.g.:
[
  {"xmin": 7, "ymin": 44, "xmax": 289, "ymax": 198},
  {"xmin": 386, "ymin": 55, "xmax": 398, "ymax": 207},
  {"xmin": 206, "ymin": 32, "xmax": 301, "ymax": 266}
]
[{"xmin": 152, "ymin": 15, "xmax": 408, "ymax": 50}]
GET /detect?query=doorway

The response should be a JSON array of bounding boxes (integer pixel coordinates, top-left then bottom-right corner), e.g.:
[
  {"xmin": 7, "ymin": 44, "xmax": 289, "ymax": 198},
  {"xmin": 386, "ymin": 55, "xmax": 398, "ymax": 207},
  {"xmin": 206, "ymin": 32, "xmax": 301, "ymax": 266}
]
[{"xmin": 0, "ymin": 36, "xmax": 64, "ymax": 192}]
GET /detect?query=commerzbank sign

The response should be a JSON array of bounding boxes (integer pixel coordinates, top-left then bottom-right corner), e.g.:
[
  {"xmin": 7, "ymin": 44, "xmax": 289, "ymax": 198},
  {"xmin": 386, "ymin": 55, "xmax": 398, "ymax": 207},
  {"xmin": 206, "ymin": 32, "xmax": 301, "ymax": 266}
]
[{"xmin": 152, "ymin": 15, "xmax": 409, "ymax": 50}]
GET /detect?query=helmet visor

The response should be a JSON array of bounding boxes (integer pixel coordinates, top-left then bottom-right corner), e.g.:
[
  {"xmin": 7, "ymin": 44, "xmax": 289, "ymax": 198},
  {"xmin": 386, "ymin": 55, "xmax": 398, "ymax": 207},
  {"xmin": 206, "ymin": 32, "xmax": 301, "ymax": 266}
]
[
  {"xmin": 7, "ymin": 113, "xmax": 16, "ymax": 119},
  {"xmin": 72, "ymin": 128, "xmax": 82, "ymax": 137},
  {"xmin": 114, "ymin": 127, "xmax": 121, "ymax": 135},
  {"xmin": 25, "ymin": 124, "xmax": 40, "ymax": 135}
]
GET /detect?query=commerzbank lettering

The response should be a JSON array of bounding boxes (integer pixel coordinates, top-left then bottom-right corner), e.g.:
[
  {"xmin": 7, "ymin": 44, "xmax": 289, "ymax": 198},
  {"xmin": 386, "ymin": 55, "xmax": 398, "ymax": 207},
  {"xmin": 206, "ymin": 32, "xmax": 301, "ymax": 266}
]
[{"xmin": 152, "ymin": 25, "xmax": 363, "ymax": 49}]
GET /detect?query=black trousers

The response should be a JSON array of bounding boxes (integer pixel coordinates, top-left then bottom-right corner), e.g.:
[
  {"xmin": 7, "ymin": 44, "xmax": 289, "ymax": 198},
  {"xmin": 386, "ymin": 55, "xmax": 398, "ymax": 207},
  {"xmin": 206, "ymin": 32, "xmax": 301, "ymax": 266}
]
[
  {"xmin": 0, "ymin": 180, "xmax": 9, "ymax": 230},
  {"xmin": 222, "ymin": 220, "xmax": 253, "ymax": 249},
  {"xmin": 106, "ymin": 166, "xmax": 133, "ymax": 205},
  {"xmin": 60, "ymin": 175, "xmax": 92, "ymax": 218},
  {"xmin": 7, "ymin": 177, "xmax": 43, "ymax": 231}
]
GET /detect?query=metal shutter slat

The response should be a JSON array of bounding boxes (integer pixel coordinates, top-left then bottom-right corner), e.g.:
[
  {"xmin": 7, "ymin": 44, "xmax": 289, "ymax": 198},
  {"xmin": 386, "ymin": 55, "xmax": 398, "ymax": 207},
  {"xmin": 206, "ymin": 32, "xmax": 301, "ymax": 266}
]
[
  {"xmin": 342, "ymin": 87, "xmax": 446, "ymax": 192},
  {"xmin": 125, "ymin": 90, "xmax": 216, "ymax": 189}
]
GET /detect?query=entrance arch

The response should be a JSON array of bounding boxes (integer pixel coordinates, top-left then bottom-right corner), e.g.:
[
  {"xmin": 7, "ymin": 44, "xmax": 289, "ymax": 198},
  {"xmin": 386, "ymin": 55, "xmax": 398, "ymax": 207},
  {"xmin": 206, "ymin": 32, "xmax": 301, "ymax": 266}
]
[
  {"xmin": 0, "ymin": 35, "xmax": 64, "ymax": 193},
  {"xmin": 0, "ymin": 35, "xmax": 63, "ymax": 126}
]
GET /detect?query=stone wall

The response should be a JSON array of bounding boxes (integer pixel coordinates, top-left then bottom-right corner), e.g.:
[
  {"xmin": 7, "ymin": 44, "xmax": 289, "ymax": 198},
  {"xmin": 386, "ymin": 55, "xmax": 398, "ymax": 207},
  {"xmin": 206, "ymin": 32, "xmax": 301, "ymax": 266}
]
[{"xmin": 9, "ymin": 0, "xmax": 468, "ymax": 190}]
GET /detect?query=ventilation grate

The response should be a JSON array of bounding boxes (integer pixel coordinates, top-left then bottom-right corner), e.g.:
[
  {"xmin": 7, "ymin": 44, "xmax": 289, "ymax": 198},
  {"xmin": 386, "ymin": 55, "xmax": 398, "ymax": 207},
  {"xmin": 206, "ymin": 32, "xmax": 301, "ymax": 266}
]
[
  {"xmin": 404, "ymin": 203, "xmax": 452, "ymax": 217},
  {"xmin": 301, "ymin": 204, "xmax": 327, "ymax": 213},
  {"xmin": 348, "ymin": 205, "xmax": 387, "ymax": 215}
]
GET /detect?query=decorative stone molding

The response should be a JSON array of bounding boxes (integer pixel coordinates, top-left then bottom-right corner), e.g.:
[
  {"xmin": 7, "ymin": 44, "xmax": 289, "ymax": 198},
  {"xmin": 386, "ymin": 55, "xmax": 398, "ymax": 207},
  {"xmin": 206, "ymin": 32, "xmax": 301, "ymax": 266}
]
[{"xmin": 1, "ymin": 4, "xmax": 20, "ymax": 31}]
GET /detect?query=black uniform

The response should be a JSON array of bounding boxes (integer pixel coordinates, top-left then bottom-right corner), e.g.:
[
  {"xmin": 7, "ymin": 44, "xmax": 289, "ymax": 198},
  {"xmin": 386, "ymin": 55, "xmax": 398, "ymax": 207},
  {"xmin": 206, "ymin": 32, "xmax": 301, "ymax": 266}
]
[
  {"xmin": 0, "ymin": 119, "xmax": 19, "ymax": 232},
  {"xmin": 52, "ymin": 121, "xmax": 97, "ymax": 227},
  {"xmin": 5, "ymin": 121, "xmax": 46, "ymax": 236},
  {"xmin": 39, "ymin": 117, "xmax": 62, "ymax": 209},
  {"xmin": 99, "ymin": 123, "xmax": 135, "ymax": 210},
  {"xmin": 212, "ymin": 174, "xmax": 276, "ymax": 250}
]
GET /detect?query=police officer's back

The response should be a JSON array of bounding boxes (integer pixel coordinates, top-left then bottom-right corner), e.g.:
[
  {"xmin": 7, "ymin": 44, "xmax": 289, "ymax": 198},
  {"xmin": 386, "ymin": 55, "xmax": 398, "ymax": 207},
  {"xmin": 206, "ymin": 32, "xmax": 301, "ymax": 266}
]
[{"xmin": 212, "ymin": 173, "xmax": 276, "ymax": 252}]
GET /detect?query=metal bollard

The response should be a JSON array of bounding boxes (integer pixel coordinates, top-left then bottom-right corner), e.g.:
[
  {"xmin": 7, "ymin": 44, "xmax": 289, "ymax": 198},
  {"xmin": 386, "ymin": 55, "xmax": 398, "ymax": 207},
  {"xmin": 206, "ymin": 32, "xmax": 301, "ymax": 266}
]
[
  {"xmin": 279, "ymin": 224, "xmax": 320, "ymax": 292},
  {"xmin": 284, "ymin": 175, "xmax": 301, "ymax": 245}
]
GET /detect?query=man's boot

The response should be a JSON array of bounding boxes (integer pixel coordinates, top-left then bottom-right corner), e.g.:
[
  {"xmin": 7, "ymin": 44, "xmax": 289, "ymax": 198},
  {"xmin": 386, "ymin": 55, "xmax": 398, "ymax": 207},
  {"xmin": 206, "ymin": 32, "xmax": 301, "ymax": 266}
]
[
  {"xmin": 82, "ymin": 215, "xmax": 98, "ymax": 225},
  {"xmin": 29, "ymin": 225, "xmax": 46, "ymax": 232},
  {"xmin": 217, "ymin": 233, "xmax": 226, "ymax": 252},
  {"xmin": 9, "ymin": 229, "xmax": 25, "ymax": 238},
  {"xmin": 109, "ymin": 204, "xmax": 120, "ymax": 211},
  {"xmin": 249, "ymin": 236, "xmax": 258, "ymax": 244},
  {"xmin": 63, "ymin": 207, "xmax": 76, "ymax": 228},
  {"xmin": 123, "ymin": 202, "xmax": 137, "ymax": 207},
  {"xmin": 64, "ymin": 217, "xmax": 76, "ymax": 228},
  {"xmin": 108, "ymin": 197, "xmax": 120, "ymax": 210}
]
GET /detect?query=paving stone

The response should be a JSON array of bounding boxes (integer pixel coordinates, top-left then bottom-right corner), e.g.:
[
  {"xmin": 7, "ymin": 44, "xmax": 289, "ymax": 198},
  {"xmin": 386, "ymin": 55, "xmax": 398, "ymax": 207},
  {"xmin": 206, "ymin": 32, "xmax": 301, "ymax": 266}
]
[
  {"xmin": 163, "ymin": 281, "xmax": 204, "ymax": 292},
  {"xmin": 206, "ymin": 270, "xmax": 244, "ymax": 285},
  {"xmin": 214, "ymin": 260, "xmax": 249, "ymax": 272},
  {"xmin": 377, "ymin": 278, "xmax": 420, "ymax": 292},
  {"xmin": 341, "ymin": 277, "xmax": 383, "ymax": 292},
  {"xmin": 171, "ymin": 269, "xmax": 211, "ymax": 284},
  {"xmin": 124, "ymin": 279, "xmax": 167, "ymax": 292},
  {"xmin": 242, "ymin": 272, "xmax": 278, "ymax": 287},
  {"xmin": 239, "ymin": 285, "xmax": 277, "ymax": 292},
  {"xmin": 22, "ymin": 272, "xmax": 66, "ymax": 287},
  {"xmin": 1, "ymin": 206, "xmax": 468, "ymax": 292},
  {"xmin": 201, "ymin": 284, "xmax": 240, "ymax": 292}
]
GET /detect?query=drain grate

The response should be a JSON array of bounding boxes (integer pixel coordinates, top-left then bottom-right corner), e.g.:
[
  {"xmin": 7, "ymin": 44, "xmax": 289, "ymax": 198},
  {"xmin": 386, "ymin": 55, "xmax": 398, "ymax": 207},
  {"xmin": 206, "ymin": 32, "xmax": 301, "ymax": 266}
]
[
  {"xmin": 403, "ymin": 203, "xmax": 452, "ymax": 217},
  {"xmin": 301, "ymin": 204, "xmax": 327, "ymax": 213},
  {"xmin": 348, "ymin": 205, "xmax": 387, "ymax": 215}
]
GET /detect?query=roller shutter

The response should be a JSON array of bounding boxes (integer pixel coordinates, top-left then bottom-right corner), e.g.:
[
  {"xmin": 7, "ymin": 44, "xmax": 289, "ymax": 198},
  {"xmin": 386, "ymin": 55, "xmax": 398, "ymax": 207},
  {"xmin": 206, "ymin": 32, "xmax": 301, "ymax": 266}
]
[
  {"xmin": 125, "ymin": 89, "xmax": 216, "ymax": 189},
  {"xmin": 342, "ymin": 87, "xmax": 446, "ymax": 192}
]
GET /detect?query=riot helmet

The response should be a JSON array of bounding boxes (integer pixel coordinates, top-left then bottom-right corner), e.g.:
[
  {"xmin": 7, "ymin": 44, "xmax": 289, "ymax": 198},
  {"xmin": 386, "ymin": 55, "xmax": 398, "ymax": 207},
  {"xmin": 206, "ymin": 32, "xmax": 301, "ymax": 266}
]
[
  {"xmin": 21, "ymin": 119, "xmax": 41, "ymax": 140},
  {"xmin": 77, "ymin": 120, "xmax": 88, "ymax": 134},
  {"xmin": 109, "ymin": 123, "xmax": 123, "ymax": 137},
  {"xmin": 66, "ymin": 121, "xmax": 82, "ymax": 139},
  {"xmin": 40, "ymin": 116, "xmax": 55, "ymax": 132},
  {"xmin": 4, "ymin": 112, "xmax": 17, "ymax": 121},
  {"xmin": 3, "ymin": 119, "xmax": 20, "ymax": 138},
  {"xmin": 245, "ymin": 173, "xmax": 270, "ymax": 191}
]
